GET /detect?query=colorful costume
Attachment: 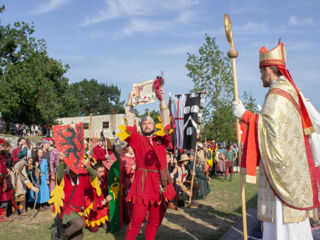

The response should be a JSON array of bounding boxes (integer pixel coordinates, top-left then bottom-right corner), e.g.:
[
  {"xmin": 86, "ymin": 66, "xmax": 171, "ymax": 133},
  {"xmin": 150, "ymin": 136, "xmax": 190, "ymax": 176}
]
[
  {"xmin": 121, "ymin": 153, "xmax": 136, "ymax": 224},
  {"xmin": 11, "ymin": 147, "xmax": 35, "ymax": 215},
  {"xmin": 0, "ymin": 149, "xmax": 11, "ymax": 221},
  {"xmin": 50, "ymin": 162, "xmax": 101, "ymax": 240},
  {"xmin": 85, "ymin": 175, "xmax": 109, "ymax": 232},
  {"xmin": 29, "ymin": 158, "xmax": 50, "ymax": 204},
  {"xmin": 92, "ymin": 145, "xmax": 107, "ymax": 161},
  {"xmin": 125, "ymin": 125, "xmax": 175, "ymax": 240},
  {"xmin": 235, "ymin": 43, "xmax": 318, "ymax": 240},
  {"xmin": 49, "ymin": 148, "xmax": 59, "ymax": 191},
  {"xmin": 225, "ymin": 149, "xmax": 235, "ymax": 180}
]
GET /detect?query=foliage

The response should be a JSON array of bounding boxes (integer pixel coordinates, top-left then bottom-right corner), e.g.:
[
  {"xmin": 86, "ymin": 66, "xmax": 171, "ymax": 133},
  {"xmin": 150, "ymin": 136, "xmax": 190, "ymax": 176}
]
[
  {"xmin": 186, "ymin": 35, "xmax": 234, "ymax": 142},
  {"xmin": 242, "ymin": 90, "xmax": 258, "ymax": 113},
  {"xmin": 136, "ymin": 109, "xmax": 160, "ymax": 124},
  {"xmin": 0, "ymin": 5, "xmax": 124, "ymax": 124},
  {"xmin": 0, "ymin": 5, "xmax": 73, "ymax": 124},
  {"xmin": 186, "ymin": 34, "xmax": 257, "ymax": 142},
  {"xmin": 67, "ymin": 79, "xmax": 125, "ymax": 117}
]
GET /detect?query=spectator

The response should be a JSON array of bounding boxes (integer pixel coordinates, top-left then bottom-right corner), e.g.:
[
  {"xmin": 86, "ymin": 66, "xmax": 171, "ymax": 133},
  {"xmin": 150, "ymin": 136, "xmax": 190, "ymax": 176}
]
[
  {"xmin": 11, "ymin": 137, "xmax": 26, "ymax": 166},
  {"xmin": 29, "ymin": 149, "xmax": 50, "ymax": 210},
  {"xmin": 0, "ymin": 118, "xmax": 4, "ymax": 134},
  {"xmin": 121, "ymin": 145, "xmax": 136, "ymax": 223}
]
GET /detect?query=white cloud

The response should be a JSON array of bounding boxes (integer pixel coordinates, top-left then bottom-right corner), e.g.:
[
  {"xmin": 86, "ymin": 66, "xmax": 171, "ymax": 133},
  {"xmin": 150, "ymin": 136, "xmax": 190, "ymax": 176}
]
[
  {"xmin": 121, "ymin": 18, "xmax": 168, "ymax": 36},
  {"xmin": 32, "ymin": 0, "xmax": 70, "ymax": 14},
  {"xmin": 289, "ymin": 15, "xmax": 314, "ymax": 27},
  {"xmin": 176, "ymin": 10, "xmax": 195, "ymax": 24},
  {"xmin": 81, "ymin": 0, "xmax": 199, "ymax": 26},
  {"xmin": 234, "ymin": 22, "xmax": 271, "ymax": 34}
]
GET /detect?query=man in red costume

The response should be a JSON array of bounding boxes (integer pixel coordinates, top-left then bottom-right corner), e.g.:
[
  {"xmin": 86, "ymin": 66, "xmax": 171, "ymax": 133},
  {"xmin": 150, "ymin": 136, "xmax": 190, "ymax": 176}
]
[
  {"xmin": 85, "ymin": 162, "xmax": 112, "ymax": 232},
  {"xmin": 232, "ymin": 42, "xmax": 319, "ymax": 240},
  {"xmin": 124, "ymin": 83, "xmax": 176, "ymax": 240},
  {"xmin": 92, "ymin": 139, "xmax": 108, "ymax": 162},
  {"xmin": 0, "ymin": 138, "xmax": 12, "ymax": 222},
  {"xmin": 50, "ymin": 153, "xmax": 102, "ymax": 240}
]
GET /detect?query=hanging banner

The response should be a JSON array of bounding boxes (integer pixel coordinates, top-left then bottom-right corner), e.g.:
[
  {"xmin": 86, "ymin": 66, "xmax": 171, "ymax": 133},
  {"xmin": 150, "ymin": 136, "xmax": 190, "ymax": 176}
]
[{"xmin": 108, "ymin": 158, "xmax": 123, "ymax": 233}]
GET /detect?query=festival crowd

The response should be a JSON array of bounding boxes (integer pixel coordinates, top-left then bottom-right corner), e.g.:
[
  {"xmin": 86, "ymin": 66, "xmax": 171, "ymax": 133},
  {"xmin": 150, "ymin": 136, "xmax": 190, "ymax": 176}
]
[
  {"xmin": 0, "ymin": 82, "xmax": 240, "ymax": 240},
  {"xmin": 0, "ymin": 133, "xmax": 237, "ymax": 239},
  {"xmin": 1, "ymin": 42, "xmax": 319, "ymax": 240}
]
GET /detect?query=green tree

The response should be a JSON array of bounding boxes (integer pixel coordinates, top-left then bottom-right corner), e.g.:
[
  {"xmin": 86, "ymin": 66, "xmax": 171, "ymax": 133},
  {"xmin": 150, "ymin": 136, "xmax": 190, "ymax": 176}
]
[
  {"xmin": 186, "ymin": 34, "xmax": 257, "ymax": 142},
  {"xmin": 68, "ymin": 79, "xmax": 125, "ymax": 116},
  {"xmin": 0, "ymin": 5, "xmax": 74, "ymax": 124},
  {"xmin": 136, "ymin": 109, "xmax": 161, "ymax": 124},
  {"xmin": 242, "ymin": 90, "xmax": 258, "ymax": 113}
]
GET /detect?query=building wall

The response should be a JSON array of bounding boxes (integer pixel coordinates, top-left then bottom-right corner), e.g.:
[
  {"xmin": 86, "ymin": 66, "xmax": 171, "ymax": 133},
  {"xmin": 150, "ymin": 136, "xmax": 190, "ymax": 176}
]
[{"xmin": 56, "ymin": 114, "xmax": 133, "ymax": 140}]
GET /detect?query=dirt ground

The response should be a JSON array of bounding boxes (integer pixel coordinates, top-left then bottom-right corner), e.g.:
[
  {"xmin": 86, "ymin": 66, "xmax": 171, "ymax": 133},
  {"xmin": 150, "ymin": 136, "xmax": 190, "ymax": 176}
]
[{"xmin": 0, "ymin": 176, "xmax": 255, "ymax": 240}]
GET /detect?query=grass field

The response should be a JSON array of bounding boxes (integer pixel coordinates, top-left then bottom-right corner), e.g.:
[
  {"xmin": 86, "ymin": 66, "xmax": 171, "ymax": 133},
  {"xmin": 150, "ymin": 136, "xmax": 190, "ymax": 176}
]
[{"xmin": 0, "ymin": 173, "xmax": 258, "ymax": 240}]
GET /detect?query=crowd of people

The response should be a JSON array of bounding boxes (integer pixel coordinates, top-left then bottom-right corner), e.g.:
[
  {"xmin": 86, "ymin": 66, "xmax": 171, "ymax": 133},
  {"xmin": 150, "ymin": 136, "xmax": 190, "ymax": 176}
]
[
  {"xmin": 0, "ymin": 83, "xmax": 240, "ymax": 240},
  {"xmin": 0, "ymin": 118, "xmax": 51, "ymax": 137}
]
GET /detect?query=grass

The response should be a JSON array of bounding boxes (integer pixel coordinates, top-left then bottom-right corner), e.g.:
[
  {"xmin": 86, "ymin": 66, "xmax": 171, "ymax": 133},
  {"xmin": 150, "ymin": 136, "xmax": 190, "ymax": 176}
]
[{"xmin": 0, "ymin": 173, "xmax": 258, "ymax": 240}]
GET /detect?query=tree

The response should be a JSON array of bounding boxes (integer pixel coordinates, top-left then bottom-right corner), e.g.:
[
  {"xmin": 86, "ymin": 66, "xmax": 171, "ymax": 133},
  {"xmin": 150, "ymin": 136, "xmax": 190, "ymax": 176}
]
[
  {"xmin": 186, "ymin": 34, "xmax": 257, "ymax": 142},
  {"xmin": 68, "ymin": 79, "xmax": 125, "ymax": 116},
  {"xmin": 242, "ymin": 90, "xmax": 258, "ymax": 113},
  {"xmin": 0, "ymin": 5, "xmax": 74, "ymax": 124},
  {"xmin": 136, "ymin": 109, "xmax": 160, "ymax": 124}
]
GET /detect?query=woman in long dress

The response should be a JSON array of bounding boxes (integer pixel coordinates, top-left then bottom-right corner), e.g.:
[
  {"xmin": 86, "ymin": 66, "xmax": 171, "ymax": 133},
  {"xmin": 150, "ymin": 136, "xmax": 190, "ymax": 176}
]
[{"xmin": 29, "ymin": 149, "xmax": 50, "ymax": 209}]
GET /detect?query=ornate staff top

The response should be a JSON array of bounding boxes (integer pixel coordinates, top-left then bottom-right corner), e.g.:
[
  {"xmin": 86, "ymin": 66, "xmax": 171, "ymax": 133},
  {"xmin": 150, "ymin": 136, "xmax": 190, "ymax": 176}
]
[{"xmin": 224, "ymin": 14, "xmax": 238, "ymax": 59}]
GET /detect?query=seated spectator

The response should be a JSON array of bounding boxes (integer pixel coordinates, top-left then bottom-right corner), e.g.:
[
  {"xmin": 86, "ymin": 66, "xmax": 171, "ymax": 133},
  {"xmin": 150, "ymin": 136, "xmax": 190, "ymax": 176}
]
[{"xmin": 175, "ymin": 154, "xmax": 199, "ymax": 207}]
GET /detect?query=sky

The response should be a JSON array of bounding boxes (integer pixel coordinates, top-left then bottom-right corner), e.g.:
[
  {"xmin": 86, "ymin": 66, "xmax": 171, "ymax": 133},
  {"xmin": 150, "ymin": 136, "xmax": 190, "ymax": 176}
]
[{"xmin": 2, "ymin": 0, "xmax": 320, "ymax": 113}]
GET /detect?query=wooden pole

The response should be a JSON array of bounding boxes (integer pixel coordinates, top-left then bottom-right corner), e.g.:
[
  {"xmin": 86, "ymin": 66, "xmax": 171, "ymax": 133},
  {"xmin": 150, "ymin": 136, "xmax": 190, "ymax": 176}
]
[
  {"xmin": 89, "ymin": 113, "xmax": 93, "ymax": 153},
  {"xmin": 188, "ymin": 92, "xmax": 206, "ymax": 206},
  {"xmin": 188, "ymin": 149, "xmax": 197, "ymax": 206},
  {"xmin": 224, "ymin": 14, "xmax": 247, "ymax": 240}
]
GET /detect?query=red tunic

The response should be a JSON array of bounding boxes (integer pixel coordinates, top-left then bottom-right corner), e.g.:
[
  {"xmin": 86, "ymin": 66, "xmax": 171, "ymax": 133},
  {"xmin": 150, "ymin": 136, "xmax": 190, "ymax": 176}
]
[
  {"xmin": 121, "ymin": 154, "xmax": 136, "ymax": 191},
  {"xmin": 0, "ymin": 153, "xmax": 10, "ymax": 202},
  {"xmin": 56, "ymin": 173, "xmax": 93, "ymax": 218},
  {"xmin": 11, "ymin": 147, "xmax": 20, "ymax": 165},
  {"xmin": 125, "ymin": 125, "xmax": 172, "ymax": 205},
  {"xmin": 102, "ymin": 154, "xmax": 117, "ymax": 171},
  {"xmin": 92, "ymin": 145, "xmax": 107, "ymax": 161},
  {"xmin": 85, "ymin": 177, "xmax": 109, "ymax": 229}
]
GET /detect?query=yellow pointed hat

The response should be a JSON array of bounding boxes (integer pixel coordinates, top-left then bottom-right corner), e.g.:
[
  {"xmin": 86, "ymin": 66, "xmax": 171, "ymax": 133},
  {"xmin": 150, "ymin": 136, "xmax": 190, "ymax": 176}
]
[{"xmin": 259, "ymin": 42, "xmax": 286, "ymax": 68}]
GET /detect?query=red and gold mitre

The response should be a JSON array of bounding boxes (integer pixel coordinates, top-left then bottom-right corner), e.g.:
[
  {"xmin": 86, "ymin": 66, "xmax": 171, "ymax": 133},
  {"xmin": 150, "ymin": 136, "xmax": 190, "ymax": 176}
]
[{"xmin": 259, "ymin": 42, "xmax": 286, "ymax": 68}]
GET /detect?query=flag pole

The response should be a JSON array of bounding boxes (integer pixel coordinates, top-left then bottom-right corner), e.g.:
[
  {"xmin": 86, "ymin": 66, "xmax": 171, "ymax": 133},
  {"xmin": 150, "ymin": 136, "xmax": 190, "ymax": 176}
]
[
  {"xmin": 89, "ymin": 113, "xmax": 93, "ymax": 153},
  {"xmin": 224, "ymin": 14, "xmax": 247, "ymax": 240},
  {"xmin": 188, "ymin": 92, "xmax": 206, "ymax": 206}
]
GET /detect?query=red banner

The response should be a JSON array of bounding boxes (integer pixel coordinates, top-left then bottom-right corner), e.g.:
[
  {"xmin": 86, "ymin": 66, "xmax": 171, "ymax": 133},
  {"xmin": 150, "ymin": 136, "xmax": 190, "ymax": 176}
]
[{"xmin": 53, "ymin": 123, "xmax": 86, "ymax": 174}]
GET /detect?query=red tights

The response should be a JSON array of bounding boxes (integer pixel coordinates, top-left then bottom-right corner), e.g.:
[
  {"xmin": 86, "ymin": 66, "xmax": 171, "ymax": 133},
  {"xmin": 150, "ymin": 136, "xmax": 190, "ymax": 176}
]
[{"xmin": 125, "ymin": 201, "xmax": 165, "ymax": 240}]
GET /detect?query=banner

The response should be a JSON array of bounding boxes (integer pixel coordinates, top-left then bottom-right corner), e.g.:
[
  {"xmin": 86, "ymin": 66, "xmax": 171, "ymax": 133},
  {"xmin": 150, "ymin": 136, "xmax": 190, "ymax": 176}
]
[
  {"xmin": 170, "ymin": 94, "xmax": 187, "ymax": 150},
  {"xmin": 108, "ymin": 158, "xmax": 123, "ymax": 233},
  {"xmin": 183, "ymin": 93, "xmax": 203, "ymax": 150},
  {"xmin": 53, "ymin": 123, "xmax": 86, "ymax": 174},
  {"xmin": 132, "ymin": 79, "xmax": 156, "ymax": 106}
]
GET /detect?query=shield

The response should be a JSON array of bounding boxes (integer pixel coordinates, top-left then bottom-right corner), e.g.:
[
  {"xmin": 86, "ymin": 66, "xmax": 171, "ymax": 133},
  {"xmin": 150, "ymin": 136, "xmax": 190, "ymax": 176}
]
[{"xmin": 52, "ymin": 123, "xmax": 86, "ymax": 174}]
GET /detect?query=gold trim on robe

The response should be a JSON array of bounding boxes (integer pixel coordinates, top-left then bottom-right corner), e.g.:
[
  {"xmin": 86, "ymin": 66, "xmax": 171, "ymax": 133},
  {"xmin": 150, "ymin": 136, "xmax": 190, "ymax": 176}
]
[{"xmin": 257, "ymin": 76, "xmax": 314, "ymax": 223}]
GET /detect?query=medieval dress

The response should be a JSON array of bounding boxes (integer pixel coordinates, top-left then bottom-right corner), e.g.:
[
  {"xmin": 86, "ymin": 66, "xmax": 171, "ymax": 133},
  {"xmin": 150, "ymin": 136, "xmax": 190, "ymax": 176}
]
[{"xmin": 242, "ymin": 75, "xmax": 317, "ymax": 240}]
